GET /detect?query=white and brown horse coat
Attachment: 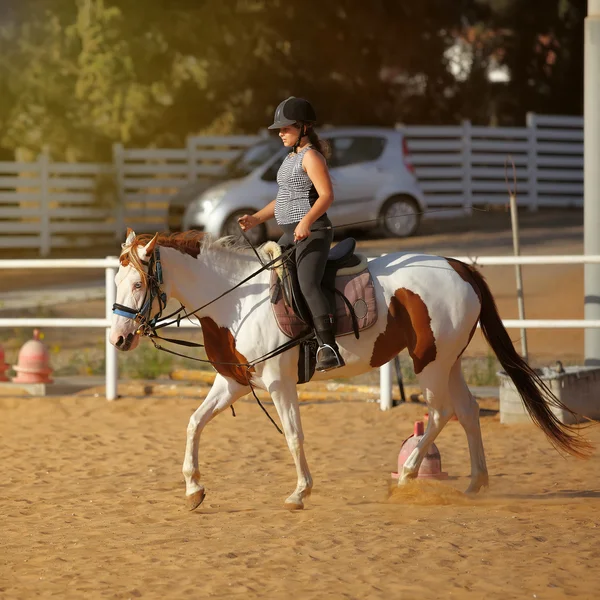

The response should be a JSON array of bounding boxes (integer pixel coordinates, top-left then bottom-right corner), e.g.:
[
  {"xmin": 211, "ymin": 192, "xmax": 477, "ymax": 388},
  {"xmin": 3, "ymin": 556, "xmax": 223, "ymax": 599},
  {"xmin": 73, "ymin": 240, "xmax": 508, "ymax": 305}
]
[{"xmin": 110, "ymin": 232, "xmax": 591, "ymax": 511}]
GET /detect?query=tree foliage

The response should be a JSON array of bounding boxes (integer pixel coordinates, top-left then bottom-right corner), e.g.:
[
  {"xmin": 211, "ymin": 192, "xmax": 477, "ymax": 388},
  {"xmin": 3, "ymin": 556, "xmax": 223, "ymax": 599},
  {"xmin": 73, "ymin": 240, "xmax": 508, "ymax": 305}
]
[{"xmin": 0, "ymin": 0, "xmax": 587, "ymax": 160}]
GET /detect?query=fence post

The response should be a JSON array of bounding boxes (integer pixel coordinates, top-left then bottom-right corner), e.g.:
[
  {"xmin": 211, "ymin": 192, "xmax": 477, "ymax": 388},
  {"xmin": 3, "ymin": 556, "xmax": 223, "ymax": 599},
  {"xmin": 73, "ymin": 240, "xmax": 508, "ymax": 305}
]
[
  {"xmin": 113, "ymin": 143, "xmax": 126, "ymax": 240},
  {"xmin": 105, "ymin": 258, "xmax": 118, "ymax": 401},
  {"xmin": 39, "ymin": 149, "xmax": 51, "ymax": 256},
  {"xmin": 379, "ymin": 359, "xmax": 393, "ymax": 410},
  {"xmin": 186, "ymin": 137, "xmax": 196, "ymax": 183},
  {"xmin": 462, "ymin": 119, "xmax": 473, "ymax": 215},
  {"xmin": 526, "ymin": 112, "xmax": 539, "ymax": 211},
  {"xmin": 584, "ymin": 0, "xmax": 600, "ymax": 366}
]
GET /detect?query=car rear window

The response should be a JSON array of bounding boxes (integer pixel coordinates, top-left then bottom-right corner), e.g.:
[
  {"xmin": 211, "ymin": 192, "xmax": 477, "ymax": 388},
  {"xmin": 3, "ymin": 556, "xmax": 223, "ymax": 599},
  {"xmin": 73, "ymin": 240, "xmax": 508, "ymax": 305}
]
[{"xmin": 329, "ymin": 136, "xmax": 386, "ymax": 168}]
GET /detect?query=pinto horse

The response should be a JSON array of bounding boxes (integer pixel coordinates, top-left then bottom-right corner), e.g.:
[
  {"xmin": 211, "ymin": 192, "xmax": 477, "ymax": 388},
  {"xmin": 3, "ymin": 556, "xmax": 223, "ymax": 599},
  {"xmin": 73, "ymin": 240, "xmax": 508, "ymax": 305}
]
[{"xmin": 109, "ymin": 229, "xmax": 590, "ymax": 511}]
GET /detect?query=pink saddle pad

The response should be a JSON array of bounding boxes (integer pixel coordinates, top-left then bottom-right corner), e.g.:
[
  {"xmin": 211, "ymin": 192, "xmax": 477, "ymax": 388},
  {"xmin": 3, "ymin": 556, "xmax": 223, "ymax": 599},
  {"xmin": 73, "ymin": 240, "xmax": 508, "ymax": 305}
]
[{"xmin": 269, "ymin": 268, "xmax": 378, "ymax": 339}]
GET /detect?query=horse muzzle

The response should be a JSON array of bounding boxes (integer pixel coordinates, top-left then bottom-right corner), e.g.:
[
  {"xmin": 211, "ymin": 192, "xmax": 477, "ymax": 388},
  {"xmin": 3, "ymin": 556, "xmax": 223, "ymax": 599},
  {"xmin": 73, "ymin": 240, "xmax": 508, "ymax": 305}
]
[{"xmin": 113, "ymin": 332, "xmax": 139, "ymax": 352}]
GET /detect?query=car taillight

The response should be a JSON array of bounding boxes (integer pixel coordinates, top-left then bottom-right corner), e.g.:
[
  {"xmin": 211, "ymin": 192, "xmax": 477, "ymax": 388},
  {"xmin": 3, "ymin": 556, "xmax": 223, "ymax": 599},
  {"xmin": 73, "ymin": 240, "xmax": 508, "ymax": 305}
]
[{"xmin": 402, "ymin": 137, "xmax": 416, "ymax": 175}]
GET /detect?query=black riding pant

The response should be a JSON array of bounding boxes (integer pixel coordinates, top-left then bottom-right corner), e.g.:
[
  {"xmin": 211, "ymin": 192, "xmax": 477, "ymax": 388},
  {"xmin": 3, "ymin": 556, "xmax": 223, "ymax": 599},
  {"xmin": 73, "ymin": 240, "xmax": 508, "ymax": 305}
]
[{"xmin": 277, "ymin": 216, "xmax": 333, "ymax": 321}]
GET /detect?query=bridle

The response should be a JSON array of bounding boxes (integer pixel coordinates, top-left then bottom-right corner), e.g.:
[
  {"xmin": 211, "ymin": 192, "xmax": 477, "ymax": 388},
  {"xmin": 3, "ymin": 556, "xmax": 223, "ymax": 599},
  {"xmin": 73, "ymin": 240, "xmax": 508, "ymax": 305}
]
[{"xmin": 112, "ymin": 247, "xmax": 168, "ymax": 336}]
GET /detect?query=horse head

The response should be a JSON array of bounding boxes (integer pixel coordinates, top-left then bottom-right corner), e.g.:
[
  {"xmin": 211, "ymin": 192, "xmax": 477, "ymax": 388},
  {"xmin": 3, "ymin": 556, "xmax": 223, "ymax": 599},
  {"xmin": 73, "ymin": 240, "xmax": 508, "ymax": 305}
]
[{"xmin": 110, "ymin": 229, "xmax": 172, "ymax": 351}]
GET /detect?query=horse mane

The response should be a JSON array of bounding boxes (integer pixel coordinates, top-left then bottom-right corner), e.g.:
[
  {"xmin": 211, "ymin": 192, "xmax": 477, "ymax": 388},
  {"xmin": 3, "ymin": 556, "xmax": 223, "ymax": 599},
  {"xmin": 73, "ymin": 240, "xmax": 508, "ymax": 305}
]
[{"xmin": 120, "ymin": 231, "xmax": 256, "ymax": 280}]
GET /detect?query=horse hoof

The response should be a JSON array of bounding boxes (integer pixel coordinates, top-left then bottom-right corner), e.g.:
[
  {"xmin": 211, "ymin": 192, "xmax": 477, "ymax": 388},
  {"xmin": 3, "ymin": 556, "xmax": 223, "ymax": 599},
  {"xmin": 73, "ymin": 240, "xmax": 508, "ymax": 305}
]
[
  {"xmin": 283, "ymin": 501, "xmax": 304, "ymax": 511},
  {"xmin": 187, "ymin": 489, "xmax": 205, "ymax": 511},
  {"xmin": 465, "ymin": 484, "xmax": 488, "ymax": 496},
  {"xmin": 465, "ymin": 475, "xmax": 489, "ymax": 496}
]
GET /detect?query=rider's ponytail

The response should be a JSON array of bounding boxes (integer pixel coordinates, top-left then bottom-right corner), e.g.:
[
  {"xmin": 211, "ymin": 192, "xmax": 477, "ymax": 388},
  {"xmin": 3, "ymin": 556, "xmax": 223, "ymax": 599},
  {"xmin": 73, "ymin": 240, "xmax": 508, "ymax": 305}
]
[{"xmin": 306, "ymin": 127, "xmax": 331, "ymax": 160}]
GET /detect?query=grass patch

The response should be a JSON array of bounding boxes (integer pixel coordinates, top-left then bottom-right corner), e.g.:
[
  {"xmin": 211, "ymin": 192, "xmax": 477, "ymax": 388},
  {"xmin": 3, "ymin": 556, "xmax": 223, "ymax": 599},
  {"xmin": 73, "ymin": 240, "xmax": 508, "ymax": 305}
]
[
  {"xmin": 463, "ymin": 353, "xmax": 500, "ymax": 386},
  {"xmin": 53, "ymin": 346, "xmax": 105, "ymax": 377},
  {"xmin": 121, "ymin": 340, "xmax": 175, "ymax": 380},
  {"xmin": 326, "ymin": 353, "xmax": 501, "ymax": 389}
]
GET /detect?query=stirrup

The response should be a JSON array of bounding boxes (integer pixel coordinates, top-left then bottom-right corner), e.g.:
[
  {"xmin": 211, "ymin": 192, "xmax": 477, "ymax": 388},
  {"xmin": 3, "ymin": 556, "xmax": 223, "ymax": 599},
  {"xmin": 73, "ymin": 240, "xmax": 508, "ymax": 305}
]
[{"xmin": 315, "ymin": 344, "xmax": 345, "ymax": 372}]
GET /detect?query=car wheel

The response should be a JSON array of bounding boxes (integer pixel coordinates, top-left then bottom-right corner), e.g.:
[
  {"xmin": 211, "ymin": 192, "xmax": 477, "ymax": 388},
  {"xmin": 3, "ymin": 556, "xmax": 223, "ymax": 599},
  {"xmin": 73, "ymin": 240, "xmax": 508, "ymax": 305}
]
[
  {"xmin": 222, "ymin": 210, "xmax": 267, "ymax": 245},
  {"xmin": 379, "ymin": 195, "xmax": 421, "ymax": 238}
]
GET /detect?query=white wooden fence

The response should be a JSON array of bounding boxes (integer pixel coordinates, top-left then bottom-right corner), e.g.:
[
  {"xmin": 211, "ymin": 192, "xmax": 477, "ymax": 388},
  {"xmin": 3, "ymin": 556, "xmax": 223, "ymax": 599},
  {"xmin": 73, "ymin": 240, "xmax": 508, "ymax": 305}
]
[
  {"xmin": 0, "ymin": 114, "xmax": 583, "ymax": 255},
  {"xmin": 113, "ymin": 134, "xmax": 264, "ymax": 234},
  {"xmin": 404, "ymin": 113, "xmax": 583, "ymax": 211},
  {"xmin": 0, "ymin": 158, "xmax": 116, "ymax": 255}
]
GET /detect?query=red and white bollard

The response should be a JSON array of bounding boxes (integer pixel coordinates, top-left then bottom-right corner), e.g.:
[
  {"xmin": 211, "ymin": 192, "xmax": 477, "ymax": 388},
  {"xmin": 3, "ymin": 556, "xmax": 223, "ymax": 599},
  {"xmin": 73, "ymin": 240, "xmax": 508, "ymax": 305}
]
[
  {"xmin": 0, "ymin": 345, "xmax": 10, "ymax": 381},
  {"xmin": 391, "ymin": 420, "xmax": 448, "ymax": 480},
  {"xmin": 12, "ymin": 329, "xmax": 53, "ymax": 384}
]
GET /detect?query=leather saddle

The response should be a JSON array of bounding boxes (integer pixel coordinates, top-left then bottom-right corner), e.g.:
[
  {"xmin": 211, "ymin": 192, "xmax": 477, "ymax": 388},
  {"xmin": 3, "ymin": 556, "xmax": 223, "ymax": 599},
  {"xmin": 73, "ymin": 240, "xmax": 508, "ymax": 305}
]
[
  {"xmin": 265, "ymin": 237, "xmax": 377, "ymax": 339},
  {"xmin": 280, "ymin": 237, "xmax": 361, "ymax": 325},
  {"xmin": 263, "ymin": 238, "xmax": 377, "ymax": 384}
]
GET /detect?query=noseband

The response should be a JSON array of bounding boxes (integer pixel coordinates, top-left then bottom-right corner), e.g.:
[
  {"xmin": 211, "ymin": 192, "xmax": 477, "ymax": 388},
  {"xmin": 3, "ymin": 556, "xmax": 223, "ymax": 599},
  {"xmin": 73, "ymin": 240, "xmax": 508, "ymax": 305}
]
[{"xmin": 112, "ymin": 247, "xmax": 167, "ymax": 335}]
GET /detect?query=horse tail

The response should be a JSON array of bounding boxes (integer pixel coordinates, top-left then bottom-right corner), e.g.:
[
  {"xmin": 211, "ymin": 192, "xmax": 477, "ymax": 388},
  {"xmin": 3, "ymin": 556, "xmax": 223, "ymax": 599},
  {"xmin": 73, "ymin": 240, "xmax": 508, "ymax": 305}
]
[{"xmin": 467, "ymin": 264, "xmax": 592, "ymax": 458}]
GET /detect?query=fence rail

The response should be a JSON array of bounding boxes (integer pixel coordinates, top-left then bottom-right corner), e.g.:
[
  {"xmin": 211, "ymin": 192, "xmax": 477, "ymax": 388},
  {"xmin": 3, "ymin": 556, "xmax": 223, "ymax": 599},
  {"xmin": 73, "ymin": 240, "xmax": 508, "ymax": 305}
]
[
  {"xmin": 0, "ymin": 253, "xmax": 597, "ymax": 405},
  {"xmin": 404, "ymin": 113, "xmax": 584, "ymax": 212},
  {"xmin": 0, "ymin": 113, "xmax": 584, "ymax": 255}
]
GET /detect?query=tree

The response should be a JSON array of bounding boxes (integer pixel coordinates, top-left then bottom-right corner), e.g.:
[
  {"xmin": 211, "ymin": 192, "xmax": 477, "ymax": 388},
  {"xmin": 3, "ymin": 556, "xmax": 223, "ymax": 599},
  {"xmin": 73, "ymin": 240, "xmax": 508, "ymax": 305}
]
[
  {"xmin": 0, "ymin": 0, "xmax": 209, "ymax": 160},
  {"xmin": 463, "ymin": 0, "xmax": 586, "ymax": 124},
  {"xmin": 0, "ymin": 0, "xmax": 587, "ymax": 159}
]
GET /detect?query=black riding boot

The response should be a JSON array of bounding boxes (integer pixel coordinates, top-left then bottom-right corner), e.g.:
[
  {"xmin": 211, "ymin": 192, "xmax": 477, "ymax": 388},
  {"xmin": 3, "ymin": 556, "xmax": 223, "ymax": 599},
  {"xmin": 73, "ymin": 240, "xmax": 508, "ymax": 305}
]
[{"xmin": 313, "ymin": 314, "xmax": 345, "ymax": 372}]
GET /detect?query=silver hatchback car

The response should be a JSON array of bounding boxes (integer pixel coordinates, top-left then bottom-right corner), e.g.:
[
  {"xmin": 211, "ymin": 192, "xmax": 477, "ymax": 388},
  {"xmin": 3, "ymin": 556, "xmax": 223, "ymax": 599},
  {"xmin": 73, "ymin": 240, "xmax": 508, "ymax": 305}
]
[{"xmin": 182, "ymin": 127, "xmax": 426, "ymax": 244}]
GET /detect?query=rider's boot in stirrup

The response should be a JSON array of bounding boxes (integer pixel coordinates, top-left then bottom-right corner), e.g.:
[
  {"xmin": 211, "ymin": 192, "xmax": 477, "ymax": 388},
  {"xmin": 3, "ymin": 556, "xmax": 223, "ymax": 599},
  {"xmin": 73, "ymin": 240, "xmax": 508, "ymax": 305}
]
[{"xmin": 313, "ymin": 314, "xmax": 345, "ymax": 372}]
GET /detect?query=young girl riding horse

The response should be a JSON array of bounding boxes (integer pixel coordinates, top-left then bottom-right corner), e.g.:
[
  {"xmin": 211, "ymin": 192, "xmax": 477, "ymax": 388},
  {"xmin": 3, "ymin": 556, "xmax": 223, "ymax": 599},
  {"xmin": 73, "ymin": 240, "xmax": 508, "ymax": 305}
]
[{"xmin": 238, "ymin": 97, "xmax": 344, "ymax": 373}]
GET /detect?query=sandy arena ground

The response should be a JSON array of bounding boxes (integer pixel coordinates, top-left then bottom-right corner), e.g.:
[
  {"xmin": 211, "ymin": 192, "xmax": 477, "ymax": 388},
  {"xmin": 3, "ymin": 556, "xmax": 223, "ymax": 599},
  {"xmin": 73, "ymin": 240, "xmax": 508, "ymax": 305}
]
[
  {"xmin": 1, "ymin": 395, "xmax": 599, "ymax": 599},
  {"xmin": 2, "ymin": 209, "xmax": 599, "ymax": 599}
]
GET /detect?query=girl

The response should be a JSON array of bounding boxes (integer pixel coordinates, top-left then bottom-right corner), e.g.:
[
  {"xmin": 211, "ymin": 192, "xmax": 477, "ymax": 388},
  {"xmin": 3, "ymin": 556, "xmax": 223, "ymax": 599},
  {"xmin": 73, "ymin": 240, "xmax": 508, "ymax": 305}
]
[{"xmin": 238, "ymin": 96, "xmax": 344, "ymax": 372}]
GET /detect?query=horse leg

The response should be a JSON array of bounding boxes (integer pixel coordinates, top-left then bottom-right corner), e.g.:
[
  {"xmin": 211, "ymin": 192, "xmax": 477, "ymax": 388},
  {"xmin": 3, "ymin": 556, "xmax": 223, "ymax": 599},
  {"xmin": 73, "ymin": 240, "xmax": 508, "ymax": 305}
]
[
  {"xmin": 182, "ymin": 374, "xmax": 248, "ymax": 510},
  {"xmin": 267, "ymin": 378, "xmax": 313, "ymax": 510},
  {"xmin": 399, "ymin": 364, "xmax": 454, "ymax": 485},
  {"xmin": 449, "ymin": 359, "xmax": 489, "ymax": 494}
]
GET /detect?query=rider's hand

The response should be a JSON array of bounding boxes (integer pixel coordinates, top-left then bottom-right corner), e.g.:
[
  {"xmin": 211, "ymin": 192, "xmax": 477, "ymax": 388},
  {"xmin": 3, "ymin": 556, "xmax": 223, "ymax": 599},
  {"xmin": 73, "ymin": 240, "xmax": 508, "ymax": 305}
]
[
  {"xmin": 294, "ymin": 219, "xmax": 312, "ymax": 242},
  {"xmin": 238, "ymin": 214, "xmax": 260, "ymax": 231}
]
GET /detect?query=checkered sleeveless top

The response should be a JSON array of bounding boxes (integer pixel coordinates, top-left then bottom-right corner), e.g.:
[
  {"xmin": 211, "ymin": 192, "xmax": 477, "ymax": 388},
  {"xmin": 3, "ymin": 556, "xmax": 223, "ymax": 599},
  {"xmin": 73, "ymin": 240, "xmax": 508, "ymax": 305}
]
[{"xmin": 274, "ymin": 145, "xmax": 320, "ymax": 225}]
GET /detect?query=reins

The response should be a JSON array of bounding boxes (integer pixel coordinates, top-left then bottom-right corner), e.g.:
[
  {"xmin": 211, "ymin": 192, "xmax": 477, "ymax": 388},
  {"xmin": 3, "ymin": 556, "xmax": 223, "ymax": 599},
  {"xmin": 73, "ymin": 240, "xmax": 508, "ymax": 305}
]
[
  {"xmin": 151, "ymin": 243, "xmax": 292, "ymax": 332},
  {"xmin": 113, "ymin": 241, "xmax": 298, "ymax": 435}
]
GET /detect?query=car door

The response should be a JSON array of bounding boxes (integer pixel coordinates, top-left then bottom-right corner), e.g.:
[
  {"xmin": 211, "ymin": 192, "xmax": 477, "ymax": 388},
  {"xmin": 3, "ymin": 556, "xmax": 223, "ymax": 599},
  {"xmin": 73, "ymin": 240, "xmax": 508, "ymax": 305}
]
[{"xmin": 325, "ymin": 135, "xmax": 388, "ymax": 225}]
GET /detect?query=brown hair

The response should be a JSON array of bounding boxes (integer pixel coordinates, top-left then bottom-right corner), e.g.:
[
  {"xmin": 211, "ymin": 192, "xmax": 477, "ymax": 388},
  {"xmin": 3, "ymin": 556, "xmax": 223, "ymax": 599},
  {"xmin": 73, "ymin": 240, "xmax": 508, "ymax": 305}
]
[{"xmin": 306, "ymin": 125, "xmax": 331, "ymax": 160}]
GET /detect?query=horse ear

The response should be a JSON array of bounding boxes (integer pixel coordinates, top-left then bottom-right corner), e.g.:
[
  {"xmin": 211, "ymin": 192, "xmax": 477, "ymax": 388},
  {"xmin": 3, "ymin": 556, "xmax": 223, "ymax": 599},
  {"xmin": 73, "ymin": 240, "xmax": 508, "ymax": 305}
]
[
  {"xmin": 143, "ymin": 233, "xmax": 159, "ymax": 256},
  {"xmin": 125, "ymin": 228, "xmax": 136, "ymax": 245}
]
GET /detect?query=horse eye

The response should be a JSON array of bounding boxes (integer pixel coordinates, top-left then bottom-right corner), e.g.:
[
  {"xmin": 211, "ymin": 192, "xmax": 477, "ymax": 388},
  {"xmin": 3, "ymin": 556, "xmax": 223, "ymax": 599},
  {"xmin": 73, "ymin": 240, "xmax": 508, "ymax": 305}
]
[{"xmin": 134, "ymin": 282, "xmax": 142, "ymax": 290}]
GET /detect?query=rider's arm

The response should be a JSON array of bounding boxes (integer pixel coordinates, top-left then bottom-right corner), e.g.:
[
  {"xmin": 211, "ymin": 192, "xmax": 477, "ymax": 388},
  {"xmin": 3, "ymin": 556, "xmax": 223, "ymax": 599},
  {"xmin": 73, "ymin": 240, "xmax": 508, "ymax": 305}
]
[
  {"xmin": 301, "ymin": 150, "xmax": 333, "ymax": 226},
  {"xmin": 252, "ymin": 199, "xmax": 276, "ymax": 224}
]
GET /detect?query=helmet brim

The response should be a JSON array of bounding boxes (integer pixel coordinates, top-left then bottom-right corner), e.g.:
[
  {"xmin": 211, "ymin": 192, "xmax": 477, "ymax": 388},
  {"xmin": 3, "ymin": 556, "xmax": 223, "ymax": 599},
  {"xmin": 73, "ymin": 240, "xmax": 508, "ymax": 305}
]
[{"xmin": 267, "ymin": 118, "xmax": 297, "ymax": 130}]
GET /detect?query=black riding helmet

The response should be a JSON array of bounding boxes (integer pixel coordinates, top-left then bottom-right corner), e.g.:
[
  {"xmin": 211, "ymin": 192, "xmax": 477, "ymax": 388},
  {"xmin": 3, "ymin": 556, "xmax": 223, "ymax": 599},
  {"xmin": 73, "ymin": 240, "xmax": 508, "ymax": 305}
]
[
  {"xmin": 268, "ymin": 97, "xmax": 317, "ymax": 129},
  {"xmin": 269, "ymin": 97, "xmax": 317, "ymax": 152}
]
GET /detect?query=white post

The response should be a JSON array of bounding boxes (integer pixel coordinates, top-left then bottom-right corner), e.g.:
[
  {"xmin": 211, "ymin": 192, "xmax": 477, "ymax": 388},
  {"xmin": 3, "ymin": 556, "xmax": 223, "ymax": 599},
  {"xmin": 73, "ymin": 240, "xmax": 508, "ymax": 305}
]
[
  {"xmin": 186, "ymin": 137, "xmax": 196, "ymax": 183},
  {"xmin": 379, "ymin": 359, "xmax": 393, "ymax": 411},
  {"xmin": 113, "ymin": 143, "xmax": 126, "ymax": 240},
  {"xmin": 105, "ymin": 259, "xmax": 118, "ymax": 400},
  {"xmin": 462, "ymin": 119, "xmax": 472, "ymax": 215},
  {"xmin": 509, "ymin": 185, "xmax": 528, "ymax": 360},
  {"xmin": 39, "ymin": 149, "xmax": 51, "ymax": 256},
  {"xmin": 526, "ymin": 112, "xmax": 538, "ymax": 212},
  {"xmin": 585, "ymin": 0, "xmax": 600, "ymax": 365}
]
